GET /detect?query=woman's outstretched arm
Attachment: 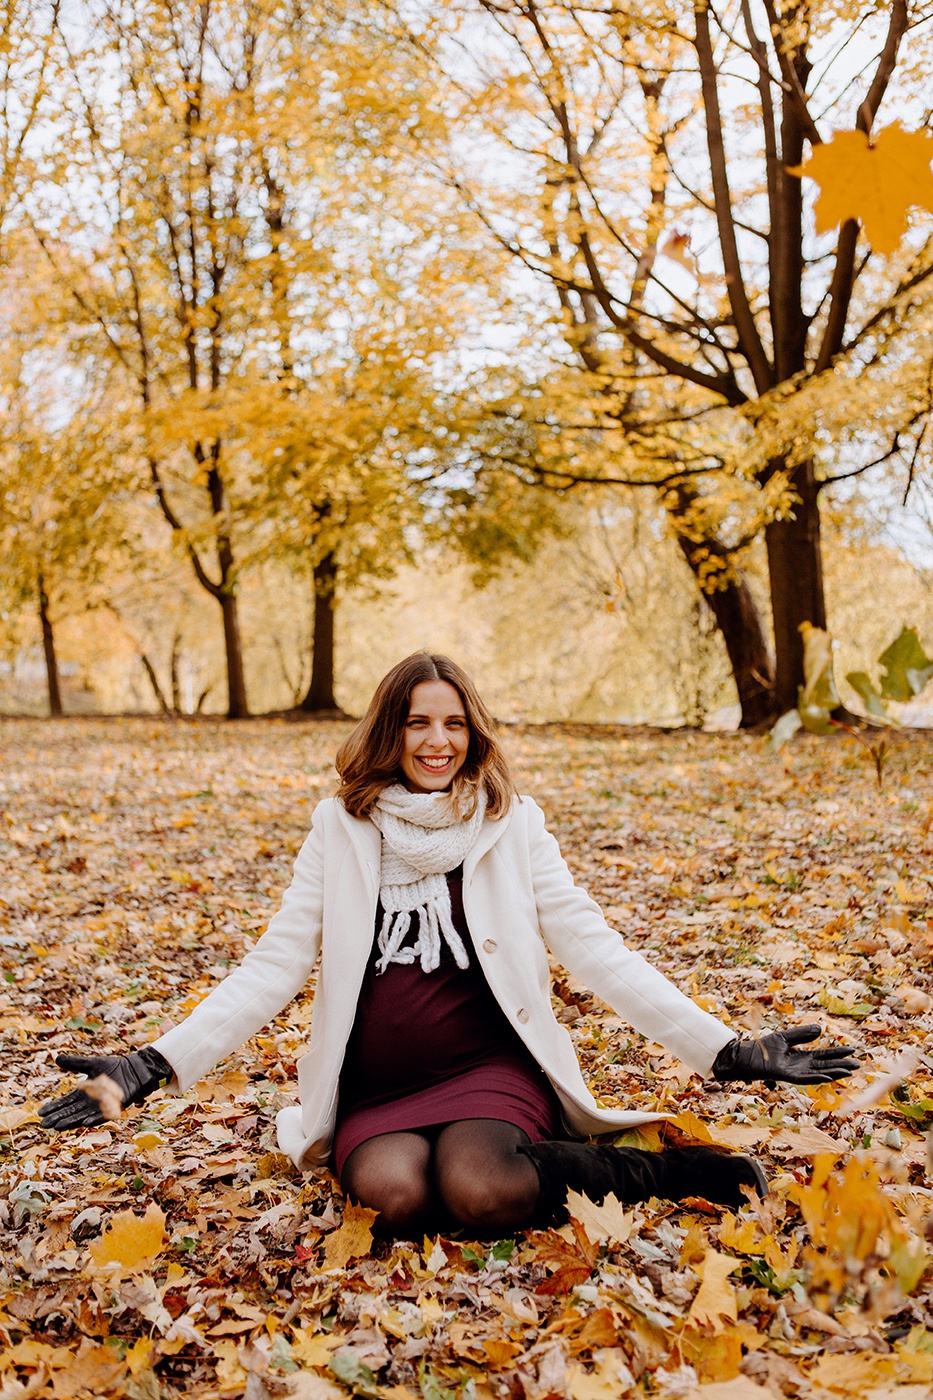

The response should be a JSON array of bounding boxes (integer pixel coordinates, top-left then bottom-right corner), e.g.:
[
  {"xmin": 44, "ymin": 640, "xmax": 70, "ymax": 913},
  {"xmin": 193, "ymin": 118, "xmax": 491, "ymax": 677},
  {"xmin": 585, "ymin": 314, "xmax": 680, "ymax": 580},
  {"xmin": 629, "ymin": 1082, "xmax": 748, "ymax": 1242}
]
[
  {"xmin": 524, "ymin": 798, "xmax": 858, "ymax": 1082},
  {"xmin": 40, "ymin": 801, "xmax": 330, "ymax": 1130}
]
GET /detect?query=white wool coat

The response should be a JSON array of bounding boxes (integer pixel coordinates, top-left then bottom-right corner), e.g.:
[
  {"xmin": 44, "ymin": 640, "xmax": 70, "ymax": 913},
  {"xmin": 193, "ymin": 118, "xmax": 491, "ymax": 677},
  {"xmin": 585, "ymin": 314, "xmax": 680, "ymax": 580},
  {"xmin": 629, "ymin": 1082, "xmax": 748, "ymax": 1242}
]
[{"xmin": 154, "ymin": 795, "xmax": 735, "ymax": 1171}]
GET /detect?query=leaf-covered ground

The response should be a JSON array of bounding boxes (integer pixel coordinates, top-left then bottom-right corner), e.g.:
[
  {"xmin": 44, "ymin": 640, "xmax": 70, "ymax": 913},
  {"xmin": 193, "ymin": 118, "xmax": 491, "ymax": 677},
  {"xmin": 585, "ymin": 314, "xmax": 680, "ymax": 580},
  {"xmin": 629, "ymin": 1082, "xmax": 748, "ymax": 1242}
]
[{"xmin": 1, "ymin": 718, "xmax": 933, "ymax": 1400}]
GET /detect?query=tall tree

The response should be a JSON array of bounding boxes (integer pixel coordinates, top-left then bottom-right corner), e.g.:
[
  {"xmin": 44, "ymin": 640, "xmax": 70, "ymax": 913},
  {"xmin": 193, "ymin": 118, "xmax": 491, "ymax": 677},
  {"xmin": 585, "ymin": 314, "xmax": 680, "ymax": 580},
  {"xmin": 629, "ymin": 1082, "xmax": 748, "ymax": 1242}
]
[
  {"xmin": 0, "ymin": 262, "xmax": 134, "ymax": 715},
  {"xmin": 415, "ymin": 0, "xmax": 933, "ymax": 720},
  {"xmin": 29, "ymin": 0, "xmax": 456, "ymax": 716}
]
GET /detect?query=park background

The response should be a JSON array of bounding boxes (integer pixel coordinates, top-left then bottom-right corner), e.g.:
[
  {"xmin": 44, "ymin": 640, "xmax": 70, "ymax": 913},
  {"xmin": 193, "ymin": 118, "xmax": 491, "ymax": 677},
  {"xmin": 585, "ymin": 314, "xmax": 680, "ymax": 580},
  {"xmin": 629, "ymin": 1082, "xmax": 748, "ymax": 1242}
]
[
  {"xmin": 1, "ymin": 0, "xmax": 933, "ymax": 729},
  {"xmin": 4, "ymin": 5, "xmax": 933, "ymax": 1400}
]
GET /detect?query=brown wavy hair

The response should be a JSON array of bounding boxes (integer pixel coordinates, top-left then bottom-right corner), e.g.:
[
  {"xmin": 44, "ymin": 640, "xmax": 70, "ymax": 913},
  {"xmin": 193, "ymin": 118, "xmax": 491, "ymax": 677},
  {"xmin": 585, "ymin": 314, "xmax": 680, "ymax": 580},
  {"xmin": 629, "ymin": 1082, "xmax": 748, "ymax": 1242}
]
[{"xmin": 336, "ymin": 653, "xmax": 518, "ymax": 819}]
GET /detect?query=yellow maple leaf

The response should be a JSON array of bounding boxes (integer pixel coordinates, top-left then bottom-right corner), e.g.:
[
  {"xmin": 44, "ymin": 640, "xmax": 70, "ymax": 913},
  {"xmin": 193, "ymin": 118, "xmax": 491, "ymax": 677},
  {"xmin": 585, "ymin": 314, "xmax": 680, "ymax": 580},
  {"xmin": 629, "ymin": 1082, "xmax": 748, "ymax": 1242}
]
[
  {"xmin": 481, "ymin": 1338, "xmax": 523, "ymax": 1369},
  {"xmin": 791, "ymin": 123, "xmax": 933, "ymax": 254},
  {"xmin": 125, "ymin": 1338, "xmax": 154, "ymax": 1377},
  {"xmin": 290, "ymin": 1329, "xmax": 343, "ymax": 1368},
  {"xmin": 565, "ymin": 1190, "xmax": 634, "ymax": 1245},
  {"xmin": 321, "ymin": 1200, "xmax": 378, "ymax": 1270},
  {"xmin": 681, "ymin": 1320, "xmax": 765, "ymax": 1382},
  {"xmin": 88, "ymin": 1202, "xmax": 165, "ymax": 1274},
  {"xmin": 666, "ymin": 1108, "xmax": 716, "ymax": 1145},
  {"xmin": 687, "ymin": 1248, "xmax": 738, "ymax": 1331},
  {"xmin": 717, "ymin": 1213, "xmax": 762, "ymax": 1256},
  {"xmin": 566, "ymin": 1348, "xmax": 635, "ymax": 1400}
]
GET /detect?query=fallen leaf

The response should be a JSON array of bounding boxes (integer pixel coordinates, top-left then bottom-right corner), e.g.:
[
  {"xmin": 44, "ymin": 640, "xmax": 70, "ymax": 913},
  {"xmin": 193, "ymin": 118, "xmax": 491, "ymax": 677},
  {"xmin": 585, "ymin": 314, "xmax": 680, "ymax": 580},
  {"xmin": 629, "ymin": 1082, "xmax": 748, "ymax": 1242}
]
[
  {"xmin": 49, "ymin": 1342, "xmax": 126, "ymax": 1398},
  {"xmin": 88, "ymin": 1202, "xmax": 166, "ymax": 1274},
  {"xmin": 687, "ymin": 1249, "xmax": 738, "ymax": 1331},
  {"xmin": 770, "ymin": 1124, "xmax": 844, "ymax": 1157},
  {"xmin": 565, "ymin": 1190, "xmax": 634, "ymax": 1245},
  {"xmin": 565, "ymin": 1348, "xmax": 636, "ymax": 1400},
  {"xmin": 0, "ymin": 1107, "xmax": 34, "ymax": 1132},
  {"xmin": 321, "ymin": 1201, "xmax": 378, "ymax": 1269},
  {"xmin": 481, "ymin": 1338, "xmax": 523, "ymax": 1368},
  {"xmin": 806, "ymin": 1352, "xmax": 899, "ymax": 1390},
  {"xmin": 290, "ymin": 1330, "xmax": 344, "ymax": 1368},
  {"xmin": 685, "ymin": 1378, "xmax": 773, "ymax": 1399}
]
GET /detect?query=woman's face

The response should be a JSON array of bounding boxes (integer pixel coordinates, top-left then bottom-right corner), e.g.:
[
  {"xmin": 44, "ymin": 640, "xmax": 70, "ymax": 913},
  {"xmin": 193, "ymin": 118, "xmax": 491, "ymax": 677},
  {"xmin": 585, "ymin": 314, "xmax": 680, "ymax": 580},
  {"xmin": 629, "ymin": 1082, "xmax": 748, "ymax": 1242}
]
[{"xmin": 400, "ymin": 680, "xmax": 470, "ymax": 793}]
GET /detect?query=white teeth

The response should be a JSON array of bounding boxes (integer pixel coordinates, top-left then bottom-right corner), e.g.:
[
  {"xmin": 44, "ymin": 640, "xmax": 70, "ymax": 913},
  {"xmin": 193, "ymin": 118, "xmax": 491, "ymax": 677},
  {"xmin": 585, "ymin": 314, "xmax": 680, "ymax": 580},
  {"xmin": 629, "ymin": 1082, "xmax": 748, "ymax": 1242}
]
[{"xmin": 419, "ymin": 757, "xmax": 450, "ymax": 767}]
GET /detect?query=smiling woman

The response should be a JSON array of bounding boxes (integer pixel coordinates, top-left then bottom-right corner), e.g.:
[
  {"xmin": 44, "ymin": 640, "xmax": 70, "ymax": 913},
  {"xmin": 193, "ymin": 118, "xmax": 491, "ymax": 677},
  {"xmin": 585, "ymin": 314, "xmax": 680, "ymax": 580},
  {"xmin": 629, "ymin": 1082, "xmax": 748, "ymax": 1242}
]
[
  {"xmin": 40, "ymin": 652, "xmax": 860, "ymax": 1237},
  {"xmin": 401, "ymin": 680, "xmax": 470, "ymax": 792}
]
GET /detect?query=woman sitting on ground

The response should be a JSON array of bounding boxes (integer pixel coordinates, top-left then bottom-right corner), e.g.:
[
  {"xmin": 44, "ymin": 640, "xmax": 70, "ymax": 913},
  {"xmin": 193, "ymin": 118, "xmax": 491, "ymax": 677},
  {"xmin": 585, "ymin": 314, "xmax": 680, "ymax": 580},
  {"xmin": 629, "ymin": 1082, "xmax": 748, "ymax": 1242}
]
[{"xmin": 41, "ymin": 653, "xmax": 859, "ymax": 1235}]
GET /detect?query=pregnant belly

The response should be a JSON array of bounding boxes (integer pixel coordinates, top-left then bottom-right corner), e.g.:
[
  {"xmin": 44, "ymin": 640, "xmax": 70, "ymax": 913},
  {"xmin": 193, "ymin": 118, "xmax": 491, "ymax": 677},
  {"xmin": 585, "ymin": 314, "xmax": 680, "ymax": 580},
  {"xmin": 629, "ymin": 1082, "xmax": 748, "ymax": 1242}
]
[{"xmin": 340, "ymin": 956, "xmax": 524, "ymax": 1101}]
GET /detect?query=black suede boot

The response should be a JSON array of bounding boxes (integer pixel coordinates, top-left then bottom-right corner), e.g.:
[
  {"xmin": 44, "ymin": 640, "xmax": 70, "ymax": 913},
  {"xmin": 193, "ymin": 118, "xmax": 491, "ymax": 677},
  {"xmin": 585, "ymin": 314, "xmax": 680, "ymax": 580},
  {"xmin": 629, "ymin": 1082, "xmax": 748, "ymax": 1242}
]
[{"xmin": 519, "ymin": 1140, "xmax": 767, "ymax": 1222}]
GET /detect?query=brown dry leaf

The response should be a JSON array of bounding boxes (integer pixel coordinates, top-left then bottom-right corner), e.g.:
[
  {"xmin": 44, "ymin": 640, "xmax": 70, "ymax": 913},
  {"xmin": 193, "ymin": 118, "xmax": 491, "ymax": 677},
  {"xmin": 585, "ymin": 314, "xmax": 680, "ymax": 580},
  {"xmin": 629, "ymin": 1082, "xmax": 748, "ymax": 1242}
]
[
  {"xmin": 770, "ymin": 1123, "xmax": 844, "ymax": 1158},
  {"xmin": 687, "ymin": 1249, "xmax": 738, "ymax": 1331},
  {"xmin": 49, "ymin": 1342, "xmax": 126, "ymax": 1398},
  {"xmin": 806, "ymin": 1352, "xmax": 900, "ymax": 1390},
  {"xmin": 321, "ymin": 1200, "xmax": 379, "ymax": 1269},
  {"xmin": 0, "ymin": 1107, "xmax": 34, "ymax": 1133},
  {"xmin": 199, "ymin": 1069, "xmax": 251, "ymax": 1103},
  {"xmin": 87, "ymin": 1201, "xmax": 166, "ymax": 1274}
]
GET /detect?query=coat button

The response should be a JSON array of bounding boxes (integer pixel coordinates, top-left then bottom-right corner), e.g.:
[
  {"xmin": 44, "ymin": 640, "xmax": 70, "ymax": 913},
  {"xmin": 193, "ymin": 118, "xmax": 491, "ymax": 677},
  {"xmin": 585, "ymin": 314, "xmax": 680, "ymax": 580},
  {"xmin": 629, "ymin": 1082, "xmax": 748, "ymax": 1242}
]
[
  {"xmin": 516, "ymin": 1008, "xmax": 529, "ymax": 1024},
  {"xmin": 483, "ymin": 939, "xmax": 497, "ymax": 953}
]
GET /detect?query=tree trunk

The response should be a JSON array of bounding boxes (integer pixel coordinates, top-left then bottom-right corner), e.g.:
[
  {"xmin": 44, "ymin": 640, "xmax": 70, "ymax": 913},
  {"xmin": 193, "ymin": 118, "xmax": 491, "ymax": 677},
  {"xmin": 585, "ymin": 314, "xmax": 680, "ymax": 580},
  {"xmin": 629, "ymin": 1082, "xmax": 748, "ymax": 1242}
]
[
  {"xmin": 218, "ymin": 589, "xmax": 249, "ymax": 719},
  {"xmin": 764, "ymin": 458, "xmax": 827, "ymax": 713},
  {"xmin": 140, "ymin": 653, "xmax": 172, "ymax": 714},
  {"xmin": 37, "ymin": 572, "xmax": 63, "ymax": 717},
  {"xmin": 299, "ymin": 552, "xmax": 339, "ymax": 713},
  {"xmin": 672, "ymin": 535, "xmax": 775, "ymax": 727}
]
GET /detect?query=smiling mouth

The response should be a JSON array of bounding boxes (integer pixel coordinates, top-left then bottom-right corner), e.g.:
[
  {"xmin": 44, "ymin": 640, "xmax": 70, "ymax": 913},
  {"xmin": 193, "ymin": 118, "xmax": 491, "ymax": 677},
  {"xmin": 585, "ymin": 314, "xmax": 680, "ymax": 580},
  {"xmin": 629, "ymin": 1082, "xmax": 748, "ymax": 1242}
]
[{"xmin": 417, "ymin": 756, "xmax": 454, "ymax": 771}]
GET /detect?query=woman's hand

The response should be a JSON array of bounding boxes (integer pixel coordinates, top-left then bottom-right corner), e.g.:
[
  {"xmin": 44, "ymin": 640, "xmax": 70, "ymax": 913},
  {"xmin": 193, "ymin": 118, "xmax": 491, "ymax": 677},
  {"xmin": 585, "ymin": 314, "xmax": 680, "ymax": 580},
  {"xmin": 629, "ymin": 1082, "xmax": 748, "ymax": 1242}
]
[
  {"xmin": 39, "ymin": 1047, "xmax": 174, "ymax": 1130},
  {"xmin": 712, "ymin": 1024, "xmax": 861, "ymax": 1085}
]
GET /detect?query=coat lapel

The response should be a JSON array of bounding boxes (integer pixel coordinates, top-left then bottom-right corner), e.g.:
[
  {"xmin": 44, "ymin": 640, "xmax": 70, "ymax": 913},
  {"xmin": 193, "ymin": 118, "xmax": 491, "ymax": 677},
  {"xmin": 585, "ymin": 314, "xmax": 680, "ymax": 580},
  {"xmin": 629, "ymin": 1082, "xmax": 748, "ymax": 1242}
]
[
  {"xmin": 464, "ymin": 805, "xmax": 513, "ymax": 880},
  {"xmin": 334, "ymin": 801, "xmax": 381, "ymax": 894}
]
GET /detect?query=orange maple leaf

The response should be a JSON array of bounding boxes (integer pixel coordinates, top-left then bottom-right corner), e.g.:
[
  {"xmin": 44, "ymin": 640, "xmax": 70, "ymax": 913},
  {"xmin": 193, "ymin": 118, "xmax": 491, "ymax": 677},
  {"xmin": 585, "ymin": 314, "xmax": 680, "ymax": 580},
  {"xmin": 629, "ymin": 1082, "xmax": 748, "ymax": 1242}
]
[
  {"xmin": 321, "ymin": 1200, "xmax": 379, "ymax": 1269},
  {"xmin": 790, "ymin": 123, "xmax": 933, "ymax": 254}
]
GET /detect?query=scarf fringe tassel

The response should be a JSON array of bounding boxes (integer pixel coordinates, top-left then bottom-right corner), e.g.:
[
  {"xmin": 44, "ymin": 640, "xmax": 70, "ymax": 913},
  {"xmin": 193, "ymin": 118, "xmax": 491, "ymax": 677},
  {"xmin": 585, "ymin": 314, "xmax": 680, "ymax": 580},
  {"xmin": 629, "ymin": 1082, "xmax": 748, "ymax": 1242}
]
[{"xmin": 375, "ymin": 896, "xmax": 471, "ymax": 975}]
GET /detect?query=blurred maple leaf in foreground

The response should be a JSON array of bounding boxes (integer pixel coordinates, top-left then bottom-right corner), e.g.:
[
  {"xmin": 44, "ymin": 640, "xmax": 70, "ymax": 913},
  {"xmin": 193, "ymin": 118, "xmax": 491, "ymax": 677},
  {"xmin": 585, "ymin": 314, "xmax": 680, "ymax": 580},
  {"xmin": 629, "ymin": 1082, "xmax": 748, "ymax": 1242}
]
[{"xmin": 791, "ymin": 123, "xmax": 933, "ymax": 254}]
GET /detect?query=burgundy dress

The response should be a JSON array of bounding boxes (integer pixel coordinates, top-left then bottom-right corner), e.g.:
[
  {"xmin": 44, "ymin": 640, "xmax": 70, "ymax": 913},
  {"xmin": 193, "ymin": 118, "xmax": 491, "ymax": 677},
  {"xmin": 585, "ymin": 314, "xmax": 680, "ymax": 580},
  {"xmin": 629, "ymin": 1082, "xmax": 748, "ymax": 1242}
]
[{"xmin": 332, "ymin": 867, "xmax": 561, "ymax": 1175}]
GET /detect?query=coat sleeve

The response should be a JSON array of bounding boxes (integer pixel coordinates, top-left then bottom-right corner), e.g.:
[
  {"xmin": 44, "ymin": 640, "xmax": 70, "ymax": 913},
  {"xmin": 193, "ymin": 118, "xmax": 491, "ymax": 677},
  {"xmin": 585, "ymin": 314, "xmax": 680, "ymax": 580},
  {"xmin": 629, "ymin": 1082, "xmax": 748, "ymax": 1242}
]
[
  {"xmin": 523, "ymin": 798, "xmax": 735, "ymax": 1075},
  {"xmin": 151, "ymin": 800, "xmax": 329, "ymax": 1091}
]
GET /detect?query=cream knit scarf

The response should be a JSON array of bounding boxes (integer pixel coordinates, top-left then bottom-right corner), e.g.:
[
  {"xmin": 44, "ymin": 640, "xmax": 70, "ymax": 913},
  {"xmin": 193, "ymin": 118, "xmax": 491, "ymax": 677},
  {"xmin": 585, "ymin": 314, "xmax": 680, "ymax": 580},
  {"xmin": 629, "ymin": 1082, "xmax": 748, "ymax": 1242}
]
[{"xmin": 370, "ymin": 783, "xmax": 487, "ymax": 974}]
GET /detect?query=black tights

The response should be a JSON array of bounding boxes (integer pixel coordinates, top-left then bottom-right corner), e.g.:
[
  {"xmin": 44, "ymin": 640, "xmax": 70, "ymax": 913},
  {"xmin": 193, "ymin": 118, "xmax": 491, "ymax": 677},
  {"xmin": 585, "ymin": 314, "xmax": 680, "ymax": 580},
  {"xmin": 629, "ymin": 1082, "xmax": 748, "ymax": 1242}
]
[{"xmin": 340, "ymin": 1119, "xmax": 541, "ymax": 1237}]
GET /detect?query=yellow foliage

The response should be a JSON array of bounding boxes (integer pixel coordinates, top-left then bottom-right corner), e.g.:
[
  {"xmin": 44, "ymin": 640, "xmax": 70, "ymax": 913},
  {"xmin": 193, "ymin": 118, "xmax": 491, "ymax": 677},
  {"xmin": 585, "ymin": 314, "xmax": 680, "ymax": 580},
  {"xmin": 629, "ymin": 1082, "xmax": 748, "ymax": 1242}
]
[{"xmin": 790, "ymin": 1152, "xmax": 928, "ymax": 1296}]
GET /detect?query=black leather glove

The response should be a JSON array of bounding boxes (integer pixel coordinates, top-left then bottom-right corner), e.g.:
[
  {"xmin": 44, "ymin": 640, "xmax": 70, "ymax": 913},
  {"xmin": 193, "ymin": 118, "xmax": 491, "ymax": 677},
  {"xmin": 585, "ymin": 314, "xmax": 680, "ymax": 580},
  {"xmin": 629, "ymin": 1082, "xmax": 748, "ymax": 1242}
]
[
  {"xmin": 712, "ymin": 1023, "xmax": 861, "ymax": 1085},
  {"xmin": 39, "ymin": 1047, "xmax": 174, "ymax": 1130}
]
